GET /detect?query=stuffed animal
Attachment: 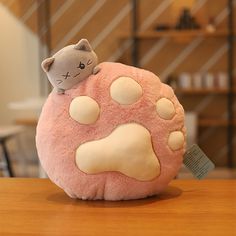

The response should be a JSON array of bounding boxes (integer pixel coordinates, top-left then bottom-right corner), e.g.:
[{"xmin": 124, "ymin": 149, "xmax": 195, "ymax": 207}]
[
  {"xmin": 41, "ymin": 39, "xmax": 100, "ymax": 94},
  {"xmin": 36, "ymin": 39, "xmax": 186, "ymax": 200}
]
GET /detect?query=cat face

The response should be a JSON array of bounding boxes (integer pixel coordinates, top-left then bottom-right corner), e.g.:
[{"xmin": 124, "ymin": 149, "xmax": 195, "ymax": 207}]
[{"xmin": 41, "ymin": 39, "xmax": 98, "ymax": 91}]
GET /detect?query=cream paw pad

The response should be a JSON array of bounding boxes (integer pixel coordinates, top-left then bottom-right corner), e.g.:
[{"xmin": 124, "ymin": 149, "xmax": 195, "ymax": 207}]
[{"xmin": 36, "ymin": 40, "xmax": 185, "ymax": 200}]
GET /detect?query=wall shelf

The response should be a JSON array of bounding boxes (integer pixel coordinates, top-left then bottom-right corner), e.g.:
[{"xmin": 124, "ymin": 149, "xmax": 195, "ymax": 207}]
[
  {"xmin": 121, "ymin": 29, "xmax": 229, "ymax": 39},
  {"xmin": 130, "ymin": 0, "xmax": 235, "ymax": 167},
  {"xmin": 15, "ymin": 118, "xmax": 38, "ymax": 126},
  {"xmin": 199, "ymin": 118, "xmax": 236, "ymax": 127},
  {"xmin": 175, "ymin": 88, "xmax": 234, "ymax": 95}
]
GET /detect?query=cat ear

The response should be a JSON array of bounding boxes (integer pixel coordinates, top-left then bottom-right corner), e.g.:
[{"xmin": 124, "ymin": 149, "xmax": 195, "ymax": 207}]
[
  {"xmin": 74, "ymin": 39, "xmax": 92, "ymax": 52},
  {"xmin": 41, "ymin": 57, "xmax": 55, "ymax": 72}
]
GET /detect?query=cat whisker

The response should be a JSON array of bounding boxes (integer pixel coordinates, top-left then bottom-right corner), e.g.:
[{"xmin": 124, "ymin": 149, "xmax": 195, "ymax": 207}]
[
  {"xmin": 74, "ymin": 73, "xmax": 80, "ymax": 78},
  {"xmin": 56, "ymin": 80, "xmax": 63, "ymax": 84}
]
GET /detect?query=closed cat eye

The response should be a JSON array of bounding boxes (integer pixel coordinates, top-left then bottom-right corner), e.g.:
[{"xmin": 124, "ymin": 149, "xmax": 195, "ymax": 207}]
[
  {"xmin": 62, "ymin": 72, "xmax": 71, "ymax": 79},
  {"xmin": 78, "ymin": 62, "xmax": 85, "ymax": 69},
  {"xmin": 87, "ymin": 59, "xmax": 92, "ymax": 65}
]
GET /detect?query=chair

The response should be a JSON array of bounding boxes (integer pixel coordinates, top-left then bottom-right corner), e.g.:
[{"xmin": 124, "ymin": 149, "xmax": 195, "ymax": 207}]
[{"xmin": 0, "ymin": 126, "xmax": 23, "ymax": 177}]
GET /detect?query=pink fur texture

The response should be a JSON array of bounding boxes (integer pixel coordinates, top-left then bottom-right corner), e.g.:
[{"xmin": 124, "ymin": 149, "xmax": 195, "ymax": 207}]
[{"xmin": 36, "ymin": 62, "xmax": 186, "ymax": 200}]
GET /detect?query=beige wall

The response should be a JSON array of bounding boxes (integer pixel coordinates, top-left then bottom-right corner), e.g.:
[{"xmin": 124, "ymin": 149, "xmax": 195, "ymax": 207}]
[{"xmin": 0, "ymin": 4, "xmax": 40, "ymax": 124}]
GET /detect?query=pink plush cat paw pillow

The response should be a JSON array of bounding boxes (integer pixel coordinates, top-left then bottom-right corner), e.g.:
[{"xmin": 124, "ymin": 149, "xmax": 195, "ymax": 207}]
[{"xmin": 36, "ymin": 40, "xmax": 186, "ymax": 201}]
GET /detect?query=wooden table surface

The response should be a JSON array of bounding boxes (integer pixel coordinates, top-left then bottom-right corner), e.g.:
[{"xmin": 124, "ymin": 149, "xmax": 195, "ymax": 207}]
[{"xmin": 0, "ymin": 178, "xmax": 235, "ymax": 236}]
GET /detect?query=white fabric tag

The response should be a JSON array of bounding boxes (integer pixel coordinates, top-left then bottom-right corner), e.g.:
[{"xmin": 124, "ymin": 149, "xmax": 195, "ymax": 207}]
[{"xmin": 183, "ymin": 144, "xmax": 215, "ymax": 179}]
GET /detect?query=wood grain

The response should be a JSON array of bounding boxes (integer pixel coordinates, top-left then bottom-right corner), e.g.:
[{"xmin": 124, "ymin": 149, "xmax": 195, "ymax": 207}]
[{"xmin": 0, "ymin": 178, "xmax": 235, "ymax": 236}]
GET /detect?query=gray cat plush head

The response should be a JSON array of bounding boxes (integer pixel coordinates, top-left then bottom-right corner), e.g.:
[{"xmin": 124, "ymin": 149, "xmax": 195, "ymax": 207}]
[{"xmin": 41, "ymin": 39, "xmax": 99, "ymax": 94}]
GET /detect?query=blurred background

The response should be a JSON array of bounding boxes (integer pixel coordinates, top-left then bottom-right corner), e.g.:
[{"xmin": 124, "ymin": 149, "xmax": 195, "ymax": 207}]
[{"xmin": 0, "ymin": 0, "xmax": 235, "ymax": 178}]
